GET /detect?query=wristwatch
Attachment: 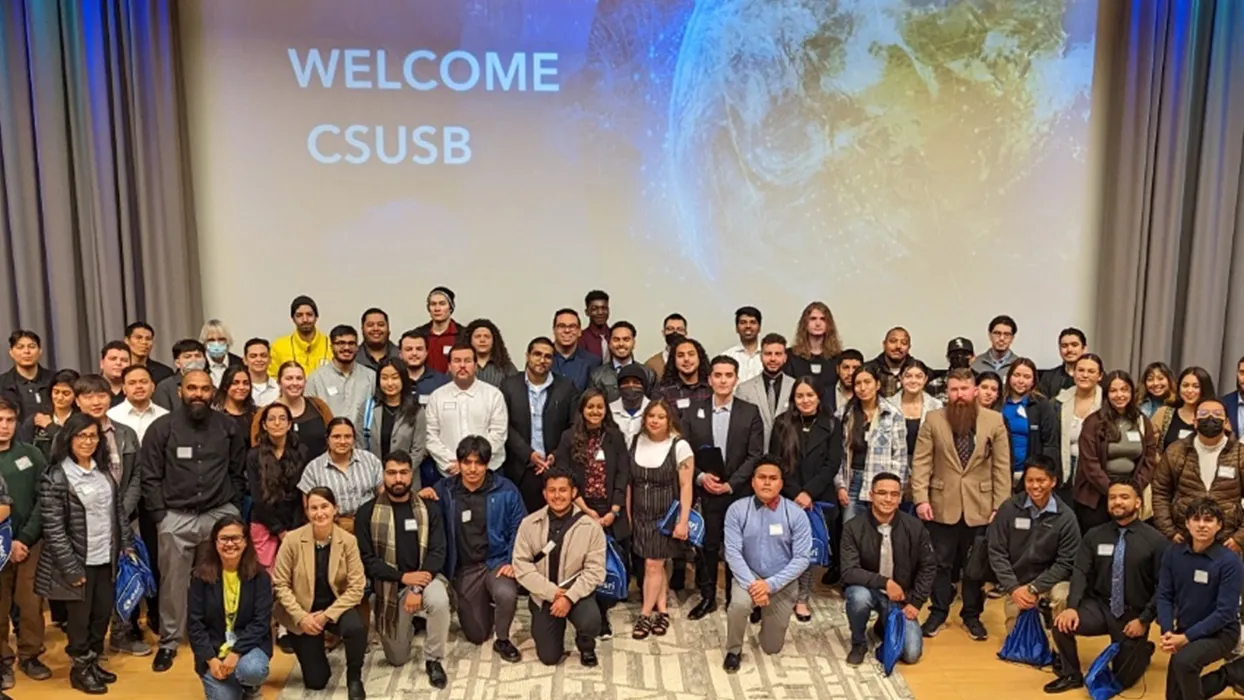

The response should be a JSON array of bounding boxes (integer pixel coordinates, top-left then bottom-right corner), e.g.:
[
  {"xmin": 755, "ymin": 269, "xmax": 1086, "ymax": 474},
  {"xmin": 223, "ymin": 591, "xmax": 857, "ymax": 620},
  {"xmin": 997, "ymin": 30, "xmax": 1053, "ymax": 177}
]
[
  {"xmin": 1026, "ymin": 584, "xmax": 1039, "ymax": 596},
  {"xmin": 410, "ymin": 585, "xmax": 424, "ymax": 595}
]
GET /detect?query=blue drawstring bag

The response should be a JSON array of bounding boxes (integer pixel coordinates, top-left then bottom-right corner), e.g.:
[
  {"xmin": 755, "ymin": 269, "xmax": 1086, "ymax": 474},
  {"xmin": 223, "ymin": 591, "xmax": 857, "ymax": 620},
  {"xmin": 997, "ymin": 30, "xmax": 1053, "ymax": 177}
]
[
  {"xmin": 807, "ymin": 502, "xmax": 834, "ymax": 567},
  {"xmin": 997, "ymin": 608, "xmax": 1054, "ymax": 667},
  {"xmin": 115, "ymin": 538, "xmax": 157, "ymax": 620},
  {"xmin": 874, "ymin": 603, "xmax": 907, "ymax": 676},
  {"xmin": 0, "ymin": 519, "xmax": 11, "ymax": 571},
  {"xmin": 658, "ymin": 501, "xmax": 705, "ymax": 548},
  {"xmin": 596, "ymin": 536, "xmax": 629, "ymax": 601},
  {"xmin": 1085, "ymin": 642, "xmax": 1123, "ymax": 700}
]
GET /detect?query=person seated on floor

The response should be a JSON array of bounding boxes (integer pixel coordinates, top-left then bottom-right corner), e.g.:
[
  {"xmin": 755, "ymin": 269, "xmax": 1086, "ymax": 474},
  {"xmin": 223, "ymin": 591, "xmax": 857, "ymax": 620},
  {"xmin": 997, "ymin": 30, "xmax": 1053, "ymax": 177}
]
[
  {"xmin": 1046, "ymin": 481, "xmax": 1166, "ymax": 694},
  {"xmin": 987, "ymin": 454, "xmax": 1080, "ymax": 634},
  {"xmin": 722, "ymin": 457, "xmax": 812, "ymax": 673},
  {"xmin": 512, "ymin": 465, "xmax": 607, "ymax": 667},
  {"xmin": 271, "ymin": 487, "xmax": 368, "ymax": 700},
  {"xmin": 1156, "ymin": 497, "xmax": 1243, "ymax": 700},
  {"xmin": 420, "ymin": 436, "xmax": 524, "ymax": 664},
  {"xmin": 187, "ymin": 515, "xmax": 273, "ymax": 700},
  {"xmin": 355, "ymin": 451, "xmax": 451, "ymax": 688},
  {"xmin": 841, "ymin": 471, "xmax": 936, "ymax": 666}
]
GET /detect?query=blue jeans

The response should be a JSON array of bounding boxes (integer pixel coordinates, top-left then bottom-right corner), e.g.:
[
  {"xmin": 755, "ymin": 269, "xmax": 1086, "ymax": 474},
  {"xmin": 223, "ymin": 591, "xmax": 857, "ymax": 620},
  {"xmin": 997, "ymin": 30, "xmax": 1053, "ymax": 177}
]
[
  {"xmin": 842, "ymin": 471, "xmax": 869, "ymax": 523},
  {"xmin": 843, "ymin": 585, "xmax": 923, "ymax": 663},
  {"xmin": 200, "ymin": 647, "xmax": 270, "ymax": 700}
]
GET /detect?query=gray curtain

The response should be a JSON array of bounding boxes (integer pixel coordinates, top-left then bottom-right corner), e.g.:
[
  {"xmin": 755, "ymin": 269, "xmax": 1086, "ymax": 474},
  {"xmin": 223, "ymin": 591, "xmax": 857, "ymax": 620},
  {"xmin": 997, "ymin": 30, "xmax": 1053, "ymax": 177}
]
[
  {"xmin": 1096, "ymin": 0, "xmax": 1244, "ymax": 391},
  {"xmin": 0, "ymin": 0, "xmax": 199, "ymax": 371}
]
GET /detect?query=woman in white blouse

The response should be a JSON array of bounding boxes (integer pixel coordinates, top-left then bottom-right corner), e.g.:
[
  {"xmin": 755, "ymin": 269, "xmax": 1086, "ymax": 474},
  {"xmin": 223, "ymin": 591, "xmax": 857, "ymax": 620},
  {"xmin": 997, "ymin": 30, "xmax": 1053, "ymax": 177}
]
[
  {"xmin": 1054, "ymin": 354, "xmax": 1103, "ymax": 502},
  {"xmin": 626, "ymin": 399, "xmax": 693, "ymax": 640}
]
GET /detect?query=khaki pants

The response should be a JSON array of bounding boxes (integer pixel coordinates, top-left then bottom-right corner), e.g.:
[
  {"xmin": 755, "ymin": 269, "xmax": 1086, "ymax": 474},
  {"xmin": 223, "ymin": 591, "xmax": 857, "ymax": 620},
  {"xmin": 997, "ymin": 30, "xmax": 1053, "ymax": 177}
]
[
  {"xmin": 0, "ymin": 541, "xmax": 44, "ymax": 662},
  {"xmin": 1003, "ymin": 580, "xmax": 1070, "ymax": 634}
]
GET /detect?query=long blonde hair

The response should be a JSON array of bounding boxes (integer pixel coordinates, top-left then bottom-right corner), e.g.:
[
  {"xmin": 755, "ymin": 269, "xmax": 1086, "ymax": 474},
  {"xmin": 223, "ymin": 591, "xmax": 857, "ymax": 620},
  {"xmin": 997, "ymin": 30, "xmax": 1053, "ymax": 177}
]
[{"xmin": 790, "ymin": 301, "xmax": 842, "ymax": 360}]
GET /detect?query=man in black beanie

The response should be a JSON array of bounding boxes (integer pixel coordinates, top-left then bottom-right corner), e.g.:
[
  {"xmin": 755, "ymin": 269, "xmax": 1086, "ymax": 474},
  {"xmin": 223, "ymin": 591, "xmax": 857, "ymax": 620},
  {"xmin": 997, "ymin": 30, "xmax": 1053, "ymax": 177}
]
[{"xmin": 416, "ymin": 286, "xmax": 459, "ymax": 374}]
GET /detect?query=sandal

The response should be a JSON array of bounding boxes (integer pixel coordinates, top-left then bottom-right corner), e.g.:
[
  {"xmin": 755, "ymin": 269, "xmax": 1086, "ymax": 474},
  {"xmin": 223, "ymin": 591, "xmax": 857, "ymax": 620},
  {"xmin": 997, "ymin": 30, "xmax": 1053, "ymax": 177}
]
[
  {"xmin": 651, "ymin": 612, "xmax": 670, "ymax": 636},
  {"xmin": 632, "ymin": 616, "xmax": 653, "ymax": 640},
  {"xmin": 795, "ymin": 605, "xmax": 812, "ymax": 623}
]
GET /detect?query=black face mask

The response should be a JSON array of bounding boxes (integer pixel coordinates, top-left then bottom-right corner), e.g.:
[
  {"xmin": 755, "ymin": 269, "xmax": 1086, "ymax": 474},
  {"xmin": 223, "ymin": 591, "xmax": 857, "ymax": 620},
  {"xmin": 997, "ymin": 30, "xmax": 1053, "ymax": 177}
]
[
  {"xmin": 620, "ymin": 386, "xmax": 645, "ymax": 408},
  {"xmin": 947, "ymin": 353, "xmax": 971, "ymax": 370},
  {"xmin": 1197, "ymin": 417, "xmax": 1225, "ymax": 438},
  {"xmin": 664, "ymin": 332, "xmax": 685, "ymax": 349}
]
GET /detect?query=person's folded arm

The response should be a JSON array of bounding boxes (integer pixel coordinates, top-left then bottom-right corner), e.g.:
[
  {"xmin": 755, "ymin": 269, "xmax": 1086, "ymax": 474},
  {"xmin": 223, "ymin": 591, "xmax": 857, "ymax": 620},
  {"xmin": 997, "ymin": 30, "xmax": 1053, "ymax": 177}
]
[
  {"xmin": 1183, "ymin": 557, "xmax": 1243, "ymax": 642},
  {"xmin": 987, "ymin": 506, "xmax": 1020, "ymax": 591},
  {"xmin": 1155, "ymin": 548, "xmax": 1175, "ymax": 635},
  {"xmin": 722, "ymin": 505, "xmax": 756, "ymax": 589},
  {"xmin": 765, "ymin": 506, "xmax": 812, "ymax": 592},
  {"xmin": 1140, "ymin": 535, "xmax": 1170, "ymax": 625},
  {"xmin": 839, "ymin": 520, "xmax": 888, "ymax": 591},
  {"xmin": 909, "ymin": 524, "xmax": 938, "ymax": 609},
  {"xmin": 565, "ymin": 524, "xmax": 607, "ymax": 603},
  {"xmin": 324, "ymin": 538, "xmax": 367, "ymax": 621},
  {"xmin": 1032, "ymin": 517, "xmax": 1081, "ymax": 592},
  {"xmin": 233, "ymin": 574, "xmax": 273, "ymax": 656},
  {"xmin": 1065, "ymin": 537, "xmax": 1093, "ymax": 611}
]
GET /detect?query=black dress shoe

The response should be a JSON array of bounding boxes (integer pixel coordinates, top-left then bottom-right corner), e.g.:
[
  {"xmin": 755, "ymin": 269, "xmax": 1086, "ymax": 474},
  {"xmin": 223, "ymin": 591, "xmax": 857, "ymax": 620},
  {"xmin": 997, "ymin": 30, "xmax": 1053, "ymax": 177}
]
[
  {"xmin": 1042, "ymin": 675, "xmax": 1084, "ymax": 694},
  {"xmin": 151, "ymin": 648, "xmax": 176, "ymax": 673},
  {"xmin": 70, "ymin": 661, "xmax": 107, "ymax": 695},
  {"xmin": 90, "ymin": 662, "xmax": 118, "ymax": 684},
  {"xmin": 347, "ymin": 679, "xmax": 367, "ymax": 700},
  {"xmin": 426, "ymin": 660, "xmax": 448, "ymax": 689},
  {"xmin": 723, "ymin": 652, "xmax": 741, "ymax": 673},
  {"xmin": 581, "ymin": 650, "xmax": 598, "ymax": 667},
  {"xmin": 846, "ymin": 644, "xmax": 868, "ymax": 666},
  {"xmin": 494, "ymin": 639, "xmax": 521, "ymax": 663},
  {"xmin": 688, "ymin": 598, "xmax": 717, "ymax": 620},
  {"xmin": 749, "ymin": 607, "xmax": 762, "ymax": 624}
]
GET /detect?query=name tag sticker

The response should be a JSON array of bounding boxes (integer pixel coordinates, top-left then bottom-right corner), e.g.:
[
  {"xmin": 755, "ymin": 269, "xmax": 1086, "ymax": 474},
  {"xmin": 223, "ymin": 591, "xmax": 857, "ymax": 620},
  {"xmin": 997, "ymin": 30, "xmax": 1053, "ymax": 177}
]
[
  {"xmin": 403, "ymin": 518, "xmax": 418, "ymax": 532},
  {"xmin": 461, "ymin": 510, "xmax": 472, "ymax": 523},
  {"xmin": 442, "ymin": 345, "xmax": 451, "ymax": 355},
  {"xmin": 418, "ymin": 394, "xmax": 429, "ymax": 405},
  {"xmin": 1014, "ymin": 517, "xmax": 1032, "ymax": 530},
  {"xmin": 79, "ymin": 484, "xmax": 95, "ymax": 497},
  {"xmin": 14, "ymin": 456, "xmax": 32, "ymax": 471},
  {"xmin": 1179, "ymin": 429, "xmax": 1193, "ymax": 439},
  {"xmin": 810, "ymin": 364, "xmax": 822, "ymax": 375},
  {"xmin": 769, "ymin": 523, "xmax": 784, "ymax": 536},
  {"xmin": 676, "ymin": 398, "xmax": 690, "ymax": 409},
  {"xmin": 1126, "ymin": 431, "xmax": 1141, "ymax": 442},
  {"xmin": 1097, "ymin": 544, "xmax": 1114, "ymax": 556},
  {"xmin": 696, "ymin": 408, "xmax": 705, "ymax": 419},
  {"xmin": 541, "ymin": 540, "xmax": 556, "ymax": 555},
  {"xmin": 327, "ymin": 386, "xmax": 339, "ymax": 396},
  {"xmin": 34, "ymin": 394, "xmax": 41, "ymax": 404},
  {"xmin": 1194, "ymin": 569, "xmax": 1210, "ymax": 584},
  {"xmin": 594, "ymin": 449, "xmax": 605, "ymax": 460},
  {"xmin": 443, "ymin": 401, "xmax": 456, "ymax": 411},
  {"xmin": 176, "ymin": 446, "xmax": 193, "ymax": 459},
  {"xmin": 1218, "ymin": 466, "xmax": 1237, "ymax": 480},
  {"xmin": 293, "ymin": 423, "xmax": 300, "ymax": 432},
  {"xmin": 1017, "ymin": 405, "xmax": 1027, "ymax": 419},
  {"xmin": 225, "ymin": 630, "xmax": 237, "ymax": 646}
]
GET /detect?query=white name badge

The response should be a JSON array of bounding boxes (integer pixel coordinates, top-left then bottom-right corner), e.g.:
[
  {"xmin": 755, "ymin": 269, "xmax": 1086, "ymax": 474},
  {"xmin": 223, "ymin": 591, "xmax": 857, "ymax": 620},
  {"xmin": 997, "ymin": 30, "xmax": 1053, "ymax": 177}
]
[
  {"xmin": 14, "ymin": 456, "xmax": 32, "ymax": 471},
  {"xmin": 1194, "ymin": 569, "xmax": 1209, "ymax": 584},
  {"xmin": 34, "ymin": 394, "xmax": 41, "ymax": 404},
  {"xmin": 404, "ymin": 518, "xmax": 418, "ymax": 531},
  {"xmin": 443, "ymin": 401, "xmax": 457, "ymax": 411},
  {"xmin": 442, "ymin": 345, "xmax": 452, "ymax": 355},
  {"xmin": 293, "ymin": 423, "xmax": 300, "ymax": 432},
  {"xmin": 461, "ymin": 510, "xmax": 472, "ymax": 523},
  {"xmin": 327, "ymin": 386, "xmax": 339, "ymax": 396},
  {"xmin": 1014, "ymin": 517, "xmax": 1032, "ymax": 530},
  {"xmin": 1126, "ymin": 431, "xmax": 1141, "ymax": 442},
  {"xmin": 676, "ymin": 398, "xmax": 690, "ymax": 409},
  {"xmin": 79, "ymin": 483, "xmax": 95, "ymax": 497},
  {"xmin": 1017, "ymin": 405, "xmax": 1028, "ymax": 419},
  {"xmin": 810, "ymin": 364, "xmax": 823, "ymax": 375},
  {"xmin": 696, "ymin": 408, "xmax": 705, "ymax": 419},
  {"xmin": 1218, "ymin": 466, "xmax": 1237, "ymax": 480},
  {"xmin": 1179, "ymin": 429, "xmax": 1193, "ymax": 439},
  {"xmin": 225, "ymin": 630, "xmax": 237, "ymax": 647},
  {"xmin": 594, "ymin": 449, "xmax": 605, "ymax": 460},
  {"xmin": 769, "ymin": 523, "xmax": 784, "ymax": 536},
  {"xmin": 418, "ymin": 394, "xmax": 429, "ymax": 405},
  {"xmin": 1097, "ymin": 544, "xmax": 1115, "ymax": 556},
  {"xmin": 542, "ymin": 540, "xmax": 556, "ymax": 555},
  {"xmin": 176, "ymin": 446, "xmax": 193, "ymax": 459}
]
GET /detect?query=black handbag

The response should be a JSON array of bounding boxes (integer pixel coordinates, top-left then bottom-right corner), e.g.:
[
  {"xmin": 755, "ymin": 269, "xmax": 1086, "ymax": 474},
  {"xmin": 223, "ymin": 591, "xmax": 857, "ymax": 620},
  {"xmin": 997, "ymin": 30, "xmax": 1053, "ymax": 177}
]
[{"xmin": 963, "ymin": 531, "xmax": 996, "ymax": 583}]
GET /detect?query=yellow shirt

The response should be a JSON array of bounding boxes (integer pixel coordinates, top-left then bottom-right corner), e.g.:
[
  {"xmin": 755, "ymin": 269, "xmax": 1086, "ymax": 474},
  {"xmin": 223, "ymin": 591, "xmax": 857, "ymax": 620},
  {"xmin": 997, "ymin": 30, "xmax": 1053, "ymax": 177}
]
[
  {"xmin": 269, "ymin": 329, "xmax": 333, "ymax": 377},
  {"xmin": 219, "ymin": 569, "xmax": 241, "ymax": 658}
]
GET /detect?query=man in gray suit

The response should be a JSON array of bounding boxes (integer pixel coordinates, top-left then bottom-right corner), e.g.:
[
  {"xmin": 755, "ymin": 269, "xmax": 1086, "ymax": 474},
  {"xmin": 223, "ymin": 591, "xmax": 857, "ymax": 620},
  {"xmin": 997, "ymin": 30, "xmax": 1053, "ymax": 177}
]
[{"xmin": 733, "ymin": 333, "xmax": 793, "ymax": 447}]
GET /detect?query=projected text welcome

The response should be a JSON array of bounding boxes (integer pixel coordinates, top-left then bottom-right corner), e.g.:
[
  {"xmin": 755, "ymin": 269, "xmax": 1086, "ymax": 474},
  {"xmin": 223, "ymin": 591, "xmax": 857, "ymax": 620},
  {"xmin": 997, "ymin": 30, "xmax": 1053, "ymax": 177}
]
[{"xmin": 290, "ymin": 48, "xmax": 560, "ymax": 165}]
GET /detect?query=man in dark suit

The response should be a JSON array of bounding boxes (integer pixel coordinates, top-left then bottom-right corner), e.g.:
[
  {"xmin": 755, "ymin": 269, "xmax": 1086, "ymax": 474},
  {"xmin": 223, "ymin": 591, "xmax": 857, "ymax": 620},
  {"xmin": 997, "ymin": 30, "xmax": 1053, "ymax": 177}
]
[
  {"xmin": 682, "ymin": 355, "xmax": 765, "ymax": 619},
  {"xmin": 500, "ymin": 337, "xmax": 578, "ymax": 513},
  {"xmin": 1222, "ymin": 355, "xmax": 1244, "ymax": 436}
]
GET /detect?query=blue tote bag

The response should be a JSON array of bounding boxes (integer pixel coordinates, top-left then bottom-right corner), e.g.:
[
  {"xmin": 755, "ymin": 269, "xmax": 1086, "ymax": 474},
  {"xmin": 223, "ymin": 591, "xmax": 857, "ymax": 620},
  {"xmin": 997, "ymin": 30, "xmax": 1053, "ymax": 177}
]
[
  {"xmin": 997, "ymin": 608, "xmax": 1054, "ymax": 667},
  {"xmin": 807, "ymin": 502, "xmax": 834, "ymax": 568},
  {"xmin": 658, "ymin": 501, "xmax": 705, "ymax": 548},
  {"xmin": 0, "ymin": 519, "xmax": 11, "ymax": 572},
  {"xmin": 115, "ymin": 538, "xmax": 157, "ymax": 620},
  {"xmin": 874, "ymin": 603, "xmax": 907, "ymax": 676},
  {"xmin": 596, "ymin": 536, "xmax": 629, "ymax": 601},
  {"xmin": 1085, "ymin": 642, "xmax": 1123, "ymax": 700}
]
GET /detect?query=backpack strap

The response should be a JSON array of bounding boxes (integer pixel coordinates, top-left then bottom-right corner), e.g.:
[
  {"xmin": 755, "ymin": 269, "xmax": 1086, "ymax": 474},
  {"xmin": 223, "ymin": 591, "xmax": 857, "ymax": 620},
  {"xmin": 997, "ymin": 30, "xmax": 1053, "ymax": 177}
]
[{"xmin": 362, "ymin": 399, "xmax": 375, "ymax": 450}]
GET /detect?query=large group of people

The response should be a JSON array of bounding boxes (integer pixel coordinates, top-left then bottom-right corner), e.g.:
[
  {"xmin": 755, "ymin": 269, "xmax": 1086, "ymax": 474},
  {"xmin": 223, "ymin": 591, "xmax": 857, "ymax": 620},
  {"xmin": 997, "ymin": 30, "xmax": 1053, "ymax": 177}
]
[{"xmin": 0, "ymin": 290, "xmax": 1242, "ymax": 700}]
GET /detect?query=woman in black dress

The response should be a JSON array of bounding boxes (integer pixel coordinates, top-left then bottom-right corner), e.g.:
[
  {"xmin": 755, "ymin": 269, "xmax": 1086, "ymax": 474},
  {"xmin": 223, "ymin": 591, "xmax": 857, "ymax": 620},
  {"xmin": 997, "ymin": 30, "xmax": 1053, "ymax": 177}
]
[
  {"xmin": 1151, "ymin": 366, "xmax": 1216, "ymax": 451},
  {"xmin": 213, "ymin": 364, "xmax": 256, "ymax": 441}
]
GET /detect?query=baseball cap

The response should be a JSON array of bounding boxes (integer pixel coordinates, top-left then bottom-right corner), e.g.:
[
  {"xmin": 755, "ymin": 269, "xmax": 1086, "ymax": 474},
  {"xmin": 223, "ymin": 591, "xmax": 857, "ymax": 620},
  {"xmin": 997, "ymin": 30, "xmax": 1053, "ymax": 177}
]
[{"xmin": 946, "ymin": 337, "xmax": 974, "ymax": 355}]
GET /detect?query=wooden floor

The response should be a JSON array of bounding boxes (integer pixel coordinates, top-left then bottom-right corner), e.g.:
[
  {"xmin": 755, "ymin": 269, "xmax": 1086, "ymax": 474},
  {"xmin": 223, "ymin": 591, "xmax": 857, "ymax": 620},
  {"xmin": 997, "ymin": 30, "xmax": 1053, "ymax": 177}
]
[{"xmin": 8, "ymin": 597, "xmax": 1238, "ymax": 699}]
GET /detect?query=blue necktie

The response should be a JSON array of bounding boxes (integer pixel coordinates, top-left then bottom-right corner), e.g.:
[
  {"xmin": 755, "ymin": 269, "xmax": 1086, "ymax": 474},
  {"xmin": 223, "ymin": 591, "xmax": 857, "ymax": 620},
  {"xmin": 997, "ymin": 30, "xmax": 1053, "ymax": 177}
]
[{"xmin": 1109, "ymin": 528, "xmax": 1127, "ymax": 618}]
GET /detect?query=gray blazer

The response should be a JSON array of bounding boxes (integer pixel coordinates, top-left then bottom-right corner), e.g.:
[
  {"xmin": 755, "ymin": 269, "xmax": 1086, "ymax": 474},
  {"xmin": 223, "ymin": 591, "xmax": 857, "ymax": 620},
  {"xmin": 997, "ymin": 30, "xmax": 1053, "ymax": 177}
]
[
  {"xmin": 354, "ymin": 398, "xmax": 427, "ymax": 469},
  {"xmin": 735, "ymin": 373, "xmax": 793, "ymax": 447}
]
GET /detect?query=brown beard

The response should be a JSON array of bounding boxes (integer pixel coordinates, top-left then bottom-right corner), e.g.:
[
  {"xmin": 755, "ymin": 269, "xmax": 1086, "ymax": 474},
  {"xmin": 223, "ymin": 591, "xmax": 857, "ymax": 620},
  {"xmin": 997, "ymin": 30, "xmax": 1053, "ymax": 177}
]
[{"xmin": 945, "ymin": 400, "xmax": 978, "ymax": 437}]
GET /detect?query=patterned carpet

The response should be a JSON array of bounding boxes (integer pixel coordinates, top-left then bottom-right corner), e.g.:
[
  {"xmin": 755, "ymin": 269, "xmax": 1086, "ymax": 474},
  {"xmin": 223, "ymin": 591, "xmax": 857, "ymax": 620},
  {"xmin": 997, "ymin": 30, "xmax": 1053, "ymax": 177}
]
[{"xmin": 276, "ymin": 589, "xmax": 916, "ymax": 700}]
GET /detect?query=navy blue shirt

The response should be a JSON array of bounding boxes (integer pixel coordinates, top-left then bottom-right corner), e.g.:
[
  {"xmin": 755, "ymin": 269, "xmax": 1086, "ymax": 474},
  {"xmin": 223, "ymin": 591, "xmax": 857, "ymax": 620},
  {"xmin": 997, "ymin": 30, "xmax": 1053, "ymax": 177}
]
[
  {"xmin": 1157, "ymin": 541, "xmax": 1244, "ymax": 641},
  {"xmin": 412, "ymin": 369, "xmax": 450, "ymax": 400},
  {"xmin": 552, "ymin": 347, "xmax": 601, "ymax": 392}
]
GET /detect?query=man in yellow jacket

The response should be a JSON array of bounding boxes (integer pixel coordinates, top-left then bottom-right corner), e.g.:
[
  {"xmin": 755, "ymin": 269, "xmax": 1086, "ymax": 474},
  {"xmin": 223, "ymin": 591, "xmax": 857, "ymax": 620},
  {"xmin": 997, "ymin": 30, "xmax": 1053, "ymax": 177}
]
[{"xmin": 269, "ymin": 295, "xmax": 333, "ymax": 377}]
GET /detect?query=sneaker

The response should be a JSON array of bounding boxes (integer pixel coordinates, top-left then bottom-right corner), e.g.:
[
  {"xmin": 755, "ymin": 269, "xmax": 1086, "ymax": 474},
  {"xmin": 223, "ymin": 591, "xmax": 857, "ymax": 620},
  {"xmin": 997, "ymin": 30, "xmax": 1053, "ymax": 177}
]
[
  {"xmin": 964, "ymin": 618, "xmax": 989, "ymax": 641},
  {"xmin": 921, "ymin": 616, "xmax": 946, "ymax": 638},
  {"xmin": 18, "ymin": 657, "xmax": 52, "ymax": 681},
  {"xmin": 846, "ymin": 644, "xmax": 868, "ymax": 666},
  {"xmin": 598, "ymin": 620, "xmax": 613, "ymax": 640},
  {"xmin": 109, "ymin": 635, "xmax": 153, "ymax": 657}
]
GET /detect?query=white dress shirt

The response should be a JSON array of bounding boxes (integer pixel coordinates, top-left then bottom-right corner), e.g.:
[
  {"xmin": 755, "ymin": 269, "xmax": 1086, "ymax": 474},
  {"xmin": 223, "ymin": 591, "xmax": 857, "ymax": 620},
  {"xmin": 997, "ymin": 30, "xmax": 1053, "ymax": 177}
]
[
  {"xmin": 251, "ymin": 376, "xmax": 279, "ymax": 407},
  {"xmin": 610, "ymin": 396, "xmax": 650, "ymax": 445},
  {"xmin": 721, "ymin": 344, "xmax": 763, "ymax": 383},
  {"xmin": 425, "ymin": 378, "xmax": 508, "ymax": 474},
  {"xmin": 207, "ymin": 357, "xmax": 230, "ymax": 387},
  {"xmin": 106, "ymin": 399, "xmax": 168, "ymax": 443}
]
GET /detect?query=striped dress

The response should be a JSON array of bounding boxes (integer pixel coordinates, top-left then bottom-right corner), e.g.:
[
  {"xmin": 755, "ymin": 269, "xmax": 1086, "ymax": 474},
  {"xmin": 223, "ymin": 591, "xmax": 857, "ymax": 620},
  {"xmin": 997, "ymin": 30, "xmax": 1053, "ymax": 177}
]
[{"xmin": 629, "ymin": 435, "xmax": 685, "ymax": 560}]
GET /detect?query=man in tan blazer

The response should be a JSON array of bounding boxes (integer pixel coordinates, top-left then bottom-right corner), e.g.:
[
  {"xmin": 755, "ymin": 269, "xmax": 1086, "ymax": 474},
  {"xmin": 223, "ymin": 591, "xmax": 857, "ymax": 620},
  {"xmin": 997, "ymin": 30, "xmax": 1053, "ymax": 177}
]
[
  {"xmin": 910, "ymin": 368, "xmax": 1010, "ymax": 642},
  {"xmin": 644, "ymin": 314, "xmax": 688, "ymax": 378}
]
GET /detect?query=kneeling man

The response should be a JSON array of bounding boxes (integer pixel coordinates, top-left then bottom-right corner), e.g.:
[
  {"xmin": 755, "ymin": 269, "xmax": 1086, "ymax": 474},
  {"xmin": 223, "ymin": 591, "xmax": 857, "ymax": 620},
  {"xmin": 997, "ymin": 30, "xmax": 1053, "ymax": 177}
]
[{"xmin": 722, "ymin": 456, "xmax": 812, "ymax": 672}]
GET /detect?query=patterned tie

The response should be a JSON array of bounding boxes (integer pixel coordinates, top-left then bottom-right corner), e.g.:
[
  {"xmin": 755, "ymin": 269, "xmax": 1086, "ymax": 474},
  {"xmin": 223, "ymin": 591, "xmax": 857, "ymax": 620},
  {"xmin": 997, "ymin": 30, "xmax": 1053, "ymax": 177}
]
[
  {"xmin": 1110, "ymin": 528, "xmax": 1127, "ymax": 618},
  {"xmin": 879, "ymin": 524, "xmax": 894, "ymax": 579},
  {"xmin": 954, "ymin": 430, "xmax": 974, "ymax": 466},
  {"xmin": 766, "ymin": 376, "xmax": 778, "ymax": 414}
]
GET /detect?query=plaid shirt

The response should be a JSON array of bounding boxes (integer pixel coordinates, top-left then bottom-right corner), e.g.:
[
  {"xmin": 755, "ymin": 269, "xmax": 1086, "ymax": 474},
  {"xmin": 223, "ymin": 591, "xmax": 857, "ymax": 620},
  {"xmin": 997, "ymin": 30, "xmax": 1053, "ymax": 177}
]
[{"xmin": 834, "ymin": 400, "xmax": 909, "ymax": 499}]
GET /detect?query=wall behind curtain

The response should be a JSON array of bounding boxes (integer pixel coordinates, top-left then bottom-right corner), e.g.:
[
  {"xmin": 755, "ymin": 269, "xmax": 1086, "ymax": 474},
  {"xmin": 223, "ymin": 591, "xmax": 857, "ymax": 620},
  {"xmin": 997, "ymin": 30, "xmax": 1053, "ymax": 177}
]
[{"xmin": 0, "ymin": 0, "xmax": 200, "ymax": 371}]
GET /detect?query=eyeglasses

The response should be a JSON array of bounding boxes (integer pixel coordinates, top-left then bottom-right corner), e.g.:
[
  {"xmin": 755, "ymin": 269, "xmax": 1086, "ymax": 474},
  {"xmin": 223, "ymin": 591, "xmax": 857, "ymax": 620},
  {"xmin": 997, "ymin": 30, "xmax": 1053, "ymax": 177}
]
[
  {"xmin": 73, "ymin": 433, "xmax": 100, "ymax": 443},
  {"xmin": 554, "ymin": 324, "xmax": 579, "ymax": 332},
  {"xmin": 1196, "ymin": 410, "xmax": 1226, "ymax": 419},
  {"xmin": 991, "ymin": 330, "xmax": 1014, "ymax": 338},
  {"xmin": 216, "ymin": 535, "xmax": 245, "ymax": 544}
]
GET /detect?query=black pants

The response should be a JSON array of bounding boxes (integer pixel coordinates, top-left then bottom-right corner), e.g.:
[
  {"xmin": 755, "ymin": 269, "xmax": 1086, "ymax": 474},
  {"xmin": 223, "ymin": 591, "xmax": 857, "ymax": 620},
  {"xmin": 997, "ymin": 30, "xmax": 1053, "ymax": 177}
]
[
  {"xmin": 1050, "ymin": 598, "xmax": 1148, "ymax": 679},
  {"xmin": 136, "ymin": 506, "xmax": 160, "ymax": 632},
  {"xmin": 696, "ymin": 496, "xmax": 733, "ymax": 602},
  {"xmin": 65, "ymin": 565, "xmax": 112, "ymax": 659},
  {"xmin": 529, "ymin": 597, "xmax": 599, "ymax": 665},
  {"xmin": 1202, "ymin": 656, "xmax": 1244, "ymax": 698},
  {"xmin": 1075, "ymin": 499, "xmax": 1111, "ymax": 535},
  {"xmin": 290, "ymin": 608, "xmax": 366, "ymax": 689},
  {"xmin": 1165, "ymin": 627, "xmax": 1236, "ymax": 700},
  {"xmin": 926, "ymin": 519, "xmax": 985, "ymax": 621}
]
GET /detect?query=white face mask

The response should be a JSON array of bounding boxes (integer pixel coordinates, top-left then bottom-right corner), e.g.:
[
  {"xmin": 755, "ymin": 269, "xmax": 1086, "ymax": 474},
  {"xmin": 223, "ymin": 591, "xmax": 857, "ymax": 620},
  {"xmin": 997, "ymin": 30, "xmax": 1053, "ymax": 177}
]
[{"xmin": 183, "ymin": 359, "xmax": 207, "ymax": 372}]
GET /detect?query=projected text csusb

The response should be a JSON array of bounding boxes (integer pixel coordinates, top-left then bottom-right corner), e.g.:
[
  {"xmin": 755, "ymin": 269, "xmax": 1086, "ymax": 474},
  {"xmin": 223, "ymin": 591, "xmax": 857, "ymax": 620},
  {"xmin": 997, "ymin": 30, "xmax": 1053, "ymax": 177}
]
[{"xmin": 289, "ymin": 48, "xmax": 560, "ymax": 165}]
